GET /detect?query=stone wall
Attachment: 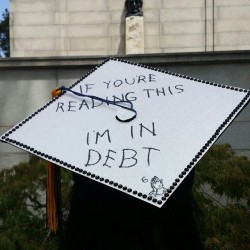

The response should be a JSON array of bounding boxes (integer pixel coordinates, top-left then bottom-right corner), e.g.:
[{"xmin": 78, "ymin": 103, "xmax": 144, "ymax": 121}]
[
  {"xmin": 9, "ymin": 0, "xmax": 250, "ymax": 57},
  {"xmin": 1, "ymin": 52, "xmax": 250, "ymax": 169}
]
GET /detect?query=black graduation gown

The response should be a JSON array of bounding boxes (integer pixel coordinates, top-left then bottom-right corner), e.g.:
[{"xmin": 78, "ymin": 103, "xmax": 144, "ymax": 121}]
[{"xmin": 59, "ymin": 169, "xmax": 203, "ymax": 250}]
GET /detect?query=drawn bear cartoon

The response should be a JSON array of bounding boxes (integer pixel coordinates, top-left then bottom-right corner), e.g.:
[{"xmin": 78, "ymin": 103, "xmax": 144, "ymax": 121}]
[{"xmin": 148, "ymin": 176, "xmax": 167, "ymax": 198}]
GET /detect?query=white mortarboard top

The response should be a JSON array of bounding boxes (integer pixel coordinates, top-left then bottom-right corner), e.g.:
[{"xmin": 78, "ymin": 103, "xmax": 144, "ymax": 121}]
[{"xmin": 1, "ymin": 58, "xmax": 250, "ymax": 208}]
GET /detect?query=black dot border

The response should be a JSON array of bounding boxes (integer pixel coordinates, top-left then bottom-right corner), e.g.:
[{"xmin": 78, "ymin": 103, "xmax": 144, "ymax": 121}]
[{"xmin": 1, "ymin": 57, "xmax": 250, "ymax": 208}]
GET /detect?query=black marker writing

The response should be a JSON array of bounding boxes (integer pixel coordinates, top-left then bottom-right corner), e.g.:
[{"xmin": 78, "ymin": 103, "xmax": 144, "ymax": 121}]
[
  {"xmin": 175, "ymin": 85, "xmax": 184, "ymax": 93},
  {"xmin": 55, "ymin": 92, "xmax": 136, "ymax": 113},
  {"xmin": 85, "ymin": 149, "xmax": 101, "ymax": 167},
  {"xmin": 102, "ymin": 74, "xmax": 156, "ymax": 89},
  {"xmin": 68, "ymin": 101, "xmax": 77, "ymax": 112},
  {"xmin": 95, "ymin": 129, "xmax": 111, "ymax": 144},
  {"xmin": 119, "ymin": 149, "xmax": 138, "ymax": 168},
  {"xmin": 143, "ymin": 85, "xmax": 184, "ymax": 98},
  {"xmin": 130, "ymin": 122, "xmax": 156, "ymax": 139},
  {"xmin": 140, "ymin": 122, "xmax": 156, "ymax": 137},
  {"xmin": 86, "ymin": 129, "xmax": 111, "ymax": 145},
  {"xmin": 56, "ymin": 102, "xmax": 64, "ymax": 112},
  {"xmin": 103, "ymin": 149, "xmax": 116, "ymax": 168},
  {"xmin": 142, "ymin": 147, "xmax": 160, "ymax": 166},
  {"xmin": 84, "ymin": 147, "xmax": 161, "ymax": 169}
]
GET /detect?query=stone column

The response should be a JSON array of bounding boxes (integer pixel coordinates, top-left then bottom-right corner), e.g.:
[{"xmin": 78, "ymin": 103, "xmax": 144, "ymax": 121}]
[{"xmin": 125, "ymin": 0, "xmax": 144, "ymax": 54}]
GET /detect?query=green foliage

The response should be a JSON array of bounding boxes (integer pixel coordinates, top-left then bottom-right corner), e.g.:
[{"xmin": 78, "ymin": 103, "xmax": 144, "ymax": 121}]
[
  {"xmin": 195, "ymin": 144, "xmax": 250, "ymax": 202},
  {"xmin": 194, "ymin": 144, "xmax": 250, "ymax": 250},
  {"xmin": 0, "ymin": 9, "xmax": 10, "ymax": 57},
  {"xmin": 0, "ymin": 156, "xmax": 72, "ymax": 250},
  {"xmin": 0, "ymin": 144, "xmax": 249, "ymax": 249}
]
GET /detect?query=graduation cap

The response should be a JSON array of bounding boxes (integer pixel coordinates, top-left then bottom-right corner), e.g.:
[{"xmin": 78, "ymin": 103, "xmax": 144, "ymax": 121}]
[{"xmin": 1, "ymin": 58, "xmax": 250, "ymax": 212}]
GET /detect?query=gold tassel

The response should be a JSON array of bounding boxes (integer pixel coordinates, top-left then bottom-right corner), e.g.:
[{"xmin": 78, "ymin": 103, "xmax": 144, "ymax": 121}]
[
  {"xmin": 47, "ymin": 162, "xmax": 62, "ymax": 234},
  {"xmin": 46, "ymin": 87, "xmax": 63, "ymax": 234}
]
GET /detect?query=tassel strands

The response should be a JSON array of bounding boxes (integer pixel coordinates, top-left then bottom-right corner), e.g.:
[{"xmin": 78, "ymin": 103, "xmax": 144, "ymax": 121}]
[
  {"xmin": 46, "ymin": 86, "xmax": 63, "ymax": 234},
  {"xmin": 47, "ymin": 162, "xmax": 62, "ymax": 234}
]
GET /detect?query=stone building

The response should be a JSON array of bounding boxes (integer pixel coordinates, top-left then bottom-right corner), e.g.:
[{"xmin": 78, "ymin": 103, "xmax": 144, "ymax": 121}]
[
  {"xmin": 9, "ymin": 0, "xmax": 250, "ymax": 57},
  {"xmin": 1, "ymin": 0, "xmax": 250, "ymax": 168}
]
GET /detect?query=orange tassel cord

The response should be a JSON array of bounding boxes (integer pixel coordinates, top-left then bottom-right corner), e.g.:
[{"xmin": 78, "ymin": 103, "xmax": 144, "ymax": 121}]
[{"xmin": 46, "ymin": 86, "xmax": 63, "ymax": 234}]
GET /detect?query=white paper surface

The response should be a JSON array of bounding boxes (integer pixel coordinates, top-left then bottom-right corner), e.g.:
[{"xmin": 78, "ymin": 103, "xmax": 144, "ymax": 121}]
[{"xmin": 1, "ymin": 58, "xmax": 250, "ymax": 207}]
